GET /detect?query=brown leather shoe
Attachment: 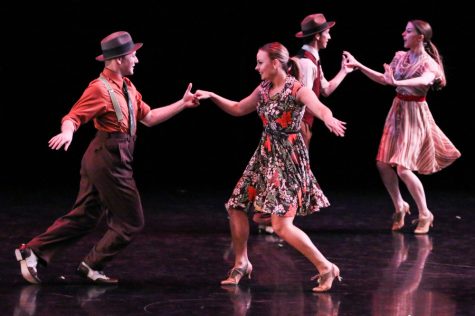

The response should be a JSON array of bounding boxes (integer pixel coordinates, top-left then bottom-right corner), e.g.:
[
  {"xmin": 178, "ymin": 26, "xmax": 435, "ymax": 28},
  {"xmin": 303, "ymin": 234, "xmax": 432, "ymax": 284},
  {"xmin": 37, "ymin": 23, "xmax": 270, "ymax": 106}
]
[{"xmin": 77, "ymin": 262, "xmax": 119, "ymax": 285}]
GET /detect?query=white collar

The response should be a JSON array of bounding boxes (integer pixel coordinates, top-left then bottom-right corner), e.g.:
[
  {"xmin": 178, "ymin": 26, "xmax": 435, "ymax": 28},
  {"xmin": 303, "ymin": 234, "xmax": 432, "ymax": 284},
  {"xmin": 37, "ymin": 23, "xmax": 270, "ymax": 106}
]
[{"xmin": 302, "ymin": 44, "xmax": 320, "ymax": 60}]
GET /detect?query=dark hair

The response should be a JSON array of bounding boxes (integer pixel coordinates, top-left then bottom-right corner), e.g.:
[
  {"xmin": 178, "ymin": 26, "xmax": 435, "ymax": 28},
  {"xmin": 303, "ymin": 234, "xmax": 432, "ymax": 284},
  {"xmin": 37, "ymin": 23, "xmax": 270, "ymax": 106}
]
[
  {"xmin": 411, "ymin": 19, "xmax": 446, "ymax": 88},
  {"xmin": 302, "ymin": 35, "xmax": 316, "ymax": 45}
]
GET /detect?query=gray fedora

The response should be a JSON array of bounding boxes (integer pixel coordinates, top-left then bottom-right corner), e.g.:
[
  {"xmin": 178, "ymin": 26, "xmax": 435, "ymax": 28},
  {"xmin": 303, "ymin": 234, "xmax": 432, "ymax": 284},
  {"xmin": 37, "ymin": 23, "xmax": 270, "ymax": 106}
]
[{"xmin": 96, "ymin": 31, "xmax": 143, "ymax": 61}]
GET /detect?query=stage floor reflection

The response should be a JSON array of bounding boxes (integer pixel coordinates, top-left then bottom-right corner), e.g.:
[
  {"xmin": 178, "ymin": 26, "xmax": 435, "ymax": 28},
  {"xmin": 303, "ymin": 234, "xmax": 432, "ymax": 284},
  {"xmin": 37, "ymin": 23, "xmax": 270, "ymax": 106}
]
[{"xmin": 2, "ymin": 187, "xmax": 474, "ymax": 315}]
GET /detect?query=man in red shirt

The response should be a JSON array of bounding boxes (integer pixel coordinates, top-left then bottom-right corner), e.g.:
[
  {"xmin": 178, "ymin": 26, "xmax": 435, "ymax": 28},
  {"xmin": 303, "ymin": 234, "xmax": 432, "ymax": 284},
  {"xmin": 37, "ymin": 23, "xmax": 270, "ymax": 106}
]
[{"xmin": 15, "ymin": 31, "xmax": 199, "ymax": 284}]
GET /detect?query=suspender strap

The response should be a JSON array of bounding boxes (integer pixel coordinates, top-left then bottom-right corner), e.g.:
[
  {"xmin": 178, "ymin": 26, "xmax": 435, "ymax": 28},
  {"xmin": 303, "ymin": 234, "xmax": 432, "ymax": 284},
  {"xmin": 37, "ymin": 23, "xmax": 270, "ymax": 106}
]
[
  {"xmin": 99, "ymin": 76, "xmax": 123, "ymax": 122},
  {"xmin": 301, "ymin": 51, "xmax": 321, "ymax": 97},
  {"xmin": 301, "ymin": 50, "xmax": 318, "ymax": 65},
  {"xmin": 295, "ymin": 49, "xmax": 320, "ymax": 126}
]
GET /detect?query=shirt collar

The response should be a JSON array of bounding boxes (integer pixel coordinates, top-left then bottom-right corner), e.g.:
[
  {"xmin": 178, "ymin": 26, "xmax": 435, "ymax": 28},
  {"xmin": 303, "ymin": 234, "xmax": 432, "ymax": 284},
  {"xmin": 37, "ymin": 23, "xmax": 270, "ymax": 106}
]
[
  {"xmin": 302, "ymin": 44, "xmax": 320, "ymax": 60},
  {"xmin": 102, "ymin": 67, "xmax": 127, "ymax": 88}
]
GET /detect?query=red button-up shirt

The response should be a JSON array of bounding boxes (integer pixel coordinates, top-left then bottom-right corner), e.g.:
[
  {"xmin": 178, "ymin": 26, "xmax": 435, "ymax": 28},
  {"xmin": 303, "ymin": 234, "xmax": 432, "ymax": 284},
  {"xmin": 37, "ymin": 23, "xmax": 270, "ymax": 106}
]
[{"xmin": 62, "ymin": 68, "xmax": 151, "ymax": 133}]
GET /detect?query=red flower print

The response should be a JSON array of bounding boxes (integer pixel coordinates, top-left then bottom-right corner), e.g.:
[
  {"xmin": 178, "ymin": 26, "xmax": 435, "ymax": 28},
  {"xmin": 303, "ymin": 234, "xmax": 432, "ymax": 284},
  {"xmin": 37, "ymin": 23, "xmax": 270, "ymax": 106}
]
[
  {"xmin": 264, "ymin": 135, "xmax": 271, "ymax": 152},
  {"xmin": 247, "ymin": 186, "xmax": 256, "ymax": 201},
  {"xmin": 260, "ymin": 114, "xmax": 268, "ymax": 126},
  {"xmin": 276, "ymin": 111, "xmax": 292, "ymax": 128},
  {"xmin": 288, "ymin": 134, "xmax": 297, "ymax": 143}
]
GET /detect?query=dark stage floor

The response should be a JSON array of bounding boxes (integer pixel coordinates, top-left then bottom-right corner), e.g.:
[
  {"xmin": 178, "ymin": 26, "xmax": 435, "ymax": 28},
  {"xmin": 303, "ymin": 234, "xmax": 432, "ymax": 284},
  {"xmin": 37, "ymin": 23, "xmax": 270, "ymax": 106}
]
[{"xmin": 1, "ymin": 187, "xmax": 474, "ymax": 315}]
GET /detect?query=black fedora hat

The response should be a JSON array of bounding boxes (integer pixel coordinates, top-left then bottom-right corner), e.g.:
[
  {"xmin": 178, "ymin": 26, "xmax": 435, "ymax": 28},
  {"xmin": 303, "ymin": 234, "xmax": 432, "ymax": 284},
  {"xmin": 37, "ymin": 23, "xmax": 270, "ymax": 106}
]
[
  {"xmin": 96, "ymin": 31, "xmax": 143, "ymax": 61},
  {"xmin": 295, "ymin": 14, "xmax": 335, "ymax": 38}
]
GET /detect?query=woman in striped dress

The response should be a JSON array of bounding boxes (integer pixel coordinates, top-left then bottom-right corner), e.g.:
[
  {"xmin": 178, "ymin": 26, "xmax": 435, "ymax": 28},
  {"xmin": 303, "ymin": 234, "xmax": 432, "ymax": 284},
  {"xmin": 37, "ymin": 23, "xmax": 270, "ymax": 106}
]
[{"xmin": 343, "ymin": 20, "xmax": 461, "ymax": 234}]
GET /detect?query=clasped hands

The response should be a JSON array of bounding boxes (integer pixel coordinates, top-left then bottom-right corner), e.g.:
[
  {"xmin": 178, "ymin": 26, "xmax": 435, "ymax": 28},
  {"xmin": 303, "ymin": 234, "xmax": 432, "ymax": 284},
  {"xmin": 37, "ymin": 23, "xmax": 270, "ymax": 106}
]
[{"xmin": 183, "ymin": 83, "xmax": 214, "ymax": 107}]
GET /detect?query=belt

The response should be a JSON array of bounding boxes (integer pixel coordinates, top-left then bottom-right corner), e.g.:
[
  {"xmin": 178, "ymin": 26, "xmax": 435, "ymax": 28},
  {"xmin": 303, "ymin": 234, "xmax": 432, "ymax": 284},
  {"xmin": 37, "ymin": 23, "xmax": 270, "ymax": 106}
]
[
  {"xmin": 264, "ymin": 127, "xmax": 299, "ymax": 136},
  {"xmin": 96, "ymin": 131, "xmax": 136, "ymax": 141},
  {"xmin": 396, "ymin": 93, "xmax": 426, "ymax": 102}
]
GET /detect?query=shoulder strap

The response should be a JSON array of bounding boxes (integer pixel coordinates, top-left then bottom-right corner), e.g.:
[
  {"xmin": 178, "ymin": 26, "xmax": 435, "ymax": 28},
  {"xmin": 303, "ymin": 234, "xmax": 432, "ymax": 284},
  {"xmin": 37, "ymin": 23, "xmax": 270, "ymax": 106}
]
[
  {"xmin": 99, "ymin": 76, "xmax": 123, "ymax": 122},
  {"xmin": 295, "ymin": 49, "xmax": 318, "ymax": 66},
  {"xmin": 302, "ymin": 51, "xmax": 318, "ymax": 65}
]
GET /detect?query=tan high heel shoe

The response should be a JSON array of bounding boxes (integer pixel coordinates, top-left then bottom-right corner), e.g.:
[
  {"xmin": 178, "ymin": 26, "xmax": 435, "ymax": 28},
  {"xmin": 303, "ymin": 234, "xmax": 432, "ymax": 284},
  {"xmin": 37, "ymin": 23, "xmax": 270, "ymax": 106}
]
[
  {"xmin": 392, "ymin": 202, "xmax": 411, "ymax": 231},
  {"xmin": 221, "ymin": 263, "xmax": 253, "ymax": 285},
  {"xmin": 312, "ymin": 264, "xmax": 342, "ymax": 292},
  {"xmin": 413, "ymin": 211, "xmax": 434, "ymax": 234}
]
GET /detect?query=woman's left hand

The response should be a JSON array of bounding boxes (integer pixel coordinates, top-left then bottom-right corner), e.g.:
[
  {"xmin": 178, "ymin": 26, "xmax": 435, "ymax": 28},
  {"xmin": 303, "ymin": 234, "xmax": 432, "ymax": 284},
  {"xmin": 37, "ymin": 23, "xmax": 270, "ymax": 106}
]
[
  {"xmin": 383, "ymin": 64, "xmax": 396, "ymax": 86},
  {"xmin": 324, "ymin": 117, "xmax": 346, "ymax": 137}
]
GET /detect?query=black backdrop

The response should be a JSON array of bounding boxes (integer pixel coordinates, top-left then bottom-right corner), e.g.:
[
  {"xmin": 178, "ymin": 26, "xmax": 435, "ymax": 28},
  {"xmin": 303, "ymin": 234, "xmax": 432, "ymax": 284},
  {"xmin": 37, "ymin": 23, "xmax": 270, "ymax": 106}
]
[{"xmin": 2, "ymin": 1, "xmax": 472, "ymax": 195}]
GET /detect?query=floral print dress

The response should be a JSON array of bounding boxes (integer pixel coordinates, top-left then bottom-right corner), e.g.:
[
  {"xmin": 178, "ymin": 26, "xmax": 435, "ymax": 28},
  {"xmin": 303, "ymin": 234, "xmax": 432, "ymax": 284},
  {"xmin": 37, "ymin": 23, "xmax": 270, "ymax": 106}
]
[{"xmin": 225, "ymin": 76, "xmax": 330, "ymax": 217}]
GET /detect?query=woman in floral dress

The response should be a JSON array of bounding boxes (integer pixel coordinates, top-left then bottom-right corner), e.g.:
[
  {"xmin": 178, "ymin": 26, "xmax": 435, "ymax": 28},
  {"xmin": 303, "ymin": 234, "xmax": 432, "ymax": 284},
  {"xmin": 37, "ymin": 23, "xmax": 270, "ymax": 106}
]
[
  {"xmin": 196, "ymin": 42, "xmax": 346, "ymax": 292},
  {"xmin": 344, "ymin": 20, "xmax": 461, "ymax": 234}
]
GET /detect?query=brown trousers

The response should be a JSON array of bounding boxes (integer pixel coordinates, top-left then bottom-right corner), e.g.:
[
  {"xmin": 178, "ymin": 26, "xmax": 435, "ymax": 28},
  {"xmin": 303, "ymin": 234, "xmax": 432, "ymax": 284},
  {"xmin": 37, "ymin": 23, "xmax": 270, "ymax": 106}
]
[{"xmin": 28, "ymin": 131, "xmax": 144, "ymax": 270}]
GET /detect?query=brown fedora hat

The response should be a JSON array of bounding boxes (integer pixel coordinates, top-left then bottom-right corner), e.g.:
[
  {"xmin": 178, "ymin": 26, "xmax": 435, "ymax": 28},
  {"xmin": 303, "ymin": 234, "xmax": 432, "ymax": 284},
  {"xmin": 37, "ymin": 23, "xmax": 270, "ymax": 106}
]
[
  {"xmin": 95, "ymin": 31, "xmax": 143, "ymax": 61},
  {"xmin": 295, "ymin": 13, "xmax": 335, "ymax": 38}
]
